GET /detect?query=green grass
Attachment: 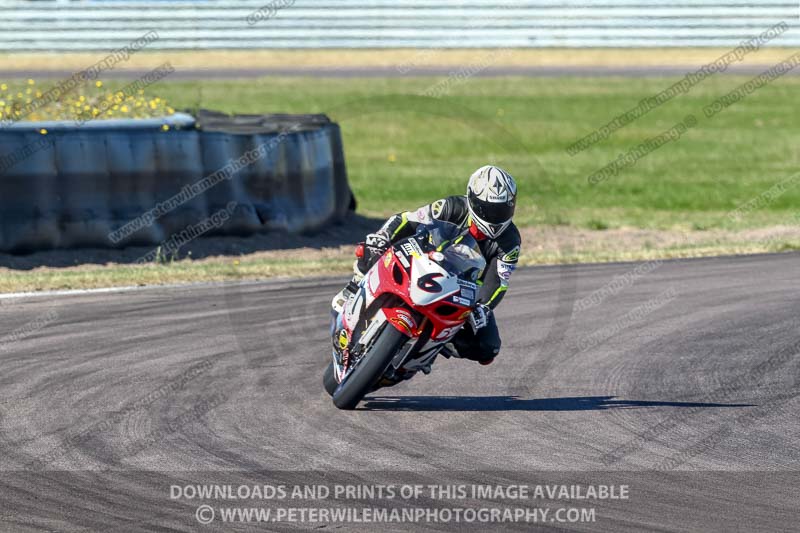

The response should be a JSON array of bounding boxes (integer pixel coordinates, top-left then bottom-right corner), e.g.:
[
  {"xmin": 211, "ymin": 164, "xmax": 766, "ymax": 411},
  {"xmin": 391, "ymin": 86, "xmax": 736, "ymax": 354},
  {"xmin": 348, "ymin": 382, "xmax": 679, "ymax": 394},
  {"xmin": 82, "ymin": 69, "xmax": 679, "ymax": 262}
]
[
  {"xmin": 3, "ymin": 73, "xmax": 800, "ymax": 292},
  {"xmin": 0, "ymin": 257, "xmax": 353, "ymax": 293},
  {"xmin": 128, "ymin": 74, "xmax": 800, "ymax": 231},
  {"xmin": 12, "ymin": 74, "xmax": 799, "ymax": 229}
]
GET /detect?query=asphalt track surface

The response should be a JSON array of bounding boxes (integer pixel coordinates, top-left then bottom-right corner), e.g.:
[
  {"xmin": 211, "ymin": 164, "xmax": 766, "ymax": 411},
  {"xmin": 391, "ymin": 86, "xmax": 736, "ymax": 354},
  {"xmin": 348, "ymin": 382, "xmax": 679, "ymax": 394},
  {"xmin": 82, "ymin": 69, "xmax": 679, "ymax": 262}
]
[
  {"xmin": 0, "ymin": 253, "xmax": 798, "ymax": 531},
  {"xmin": 3, "ymin": 64, "xmax": 799, "ymax": 79}
]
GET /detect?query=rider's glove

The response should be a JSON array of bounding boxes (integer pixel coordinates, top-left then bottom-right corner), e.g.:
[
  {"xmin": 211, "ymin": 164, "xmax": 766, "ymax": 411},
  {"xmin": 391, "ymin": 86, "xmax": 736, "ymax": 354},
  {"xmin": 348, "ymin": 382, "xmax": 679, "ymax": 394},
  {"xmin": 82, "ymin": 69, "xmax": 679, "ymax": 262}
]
[
  {"xmin": 357, "ymin": 231, "xmax": 392, "ymax": 274},
  {"xmin": 469, "ymin": 303, "xmax": 490, "ymax": 333},
  {"xmin": 365, "ymin": 231, "xmax": 391, "ymax": 254}
]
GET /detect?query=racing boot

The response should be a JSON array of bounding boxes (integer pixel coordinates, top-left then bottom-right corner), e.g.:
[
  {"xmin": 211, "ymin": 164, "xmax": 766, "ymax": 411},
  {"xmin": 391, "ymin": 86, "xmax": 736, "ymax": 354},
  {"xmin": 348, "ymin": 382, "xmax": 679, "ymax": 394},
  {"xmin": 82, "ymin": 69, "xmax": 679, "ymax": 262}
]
[
  {"xmin": 439, "ymin": 342, "xmax": 461, "ymax": 359},
  {"xmin": 331, "ymin": 262, "xmax": 365, "ymax": 315}
]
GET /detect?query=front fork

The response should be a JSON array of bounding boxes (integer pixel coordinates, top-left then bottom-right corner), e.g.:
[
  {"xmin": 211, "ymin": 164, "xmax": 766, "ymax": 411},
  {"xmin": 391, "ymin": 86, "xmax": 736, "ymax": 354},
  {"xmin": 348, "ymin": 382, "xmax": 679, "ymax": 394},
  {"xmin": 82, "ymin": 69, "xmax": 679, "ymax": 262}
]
[{"xmin": 386, "ymin": 317, "xmax": 438, "ymax": 373}]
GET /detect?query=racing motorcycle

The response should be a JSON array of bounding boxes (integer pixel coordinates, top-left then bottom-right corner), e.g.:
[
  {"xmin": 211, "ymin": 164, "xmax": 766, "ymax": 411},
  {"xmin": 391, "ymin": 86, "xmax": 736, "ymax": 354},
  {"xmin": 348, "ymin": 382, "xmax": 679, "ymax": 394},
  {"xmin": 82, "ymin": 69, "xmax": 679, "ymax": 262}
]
[{"xmin": 324, "ymin": 220, "xmax": 486, "ymax": 410}]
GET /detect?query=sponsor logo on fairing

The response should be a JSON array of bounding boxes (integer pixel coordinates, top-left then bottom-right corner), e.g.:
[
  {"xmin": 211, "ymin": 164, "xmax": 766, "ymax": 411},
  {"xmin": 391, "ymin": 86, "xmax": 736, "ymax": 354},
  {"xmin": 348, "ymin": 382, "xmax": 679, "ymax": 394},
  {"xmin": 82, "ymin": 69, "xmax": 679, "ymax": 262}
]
[
  {"xmin": 434, "ymin": 325, "xmax": 461, "ymax": 341},
  {"xmin": 401, "ymin": 241, "xmax": 422, "ymax": 258},
  {"xmin": 457, "ymin": 280, "xmax": 478, "ymax": 298},
  {"xmin": 337, "ymin": 329, "xmax": 349, "ymax": 350},
  {"xmin": 387, "ymin": 308, "xmax": 417, "ymax": 335},
  {"xmin": 395, "ymin": 312, "xmax": 414, "ymax": 330},
  {"xmin": 452, "ymin": 295, "xmax": 471, "ymax": 306}
]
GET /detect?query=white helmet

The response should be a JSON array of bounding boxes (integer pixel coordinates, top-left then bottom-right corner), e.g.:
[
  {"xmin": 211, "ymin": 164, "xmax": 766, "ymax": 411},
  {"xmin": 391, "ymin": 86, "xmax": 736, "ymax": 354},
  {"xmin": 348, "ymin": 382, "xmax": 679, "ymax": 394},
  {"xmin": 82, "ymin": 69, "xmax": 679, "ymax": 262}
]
[{"xmin": 466, "ymin": 165, "xmax": 517, "ymax": 238}]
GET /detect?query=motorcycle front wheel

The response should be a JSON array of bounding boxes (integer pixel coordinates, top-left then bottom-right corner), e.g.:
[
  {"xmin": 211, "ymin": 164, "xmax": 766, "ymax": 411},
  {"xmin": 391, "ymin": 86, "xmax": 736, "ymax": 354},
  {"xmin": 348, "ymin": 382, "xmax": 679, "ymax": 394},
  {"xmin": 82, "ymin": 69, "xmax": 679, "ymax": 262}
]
[
  {"xmin": 332, "ymin": 324, "xmax": 407, "ymax": 410},
  {"xmin": 322, "ymin": 362, "xmax": 338, "ymax": 397}
]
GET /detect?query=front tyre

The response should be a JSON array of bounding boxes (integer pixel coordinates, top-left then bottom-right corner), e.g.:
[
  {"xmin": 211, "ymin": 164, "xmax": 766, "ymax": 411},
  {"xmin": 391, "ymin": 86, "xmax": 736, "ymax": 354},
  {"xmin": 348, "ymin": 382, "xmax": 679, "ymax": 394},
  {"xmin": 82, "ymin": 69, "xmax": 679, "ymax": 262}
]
[
  {"xmin": 332, "ymin": 325, "xmax": 407, "ymax": 410},
  {"xmin": 322, "ymin": 362, "xmax": 338, "ymax": 397}
]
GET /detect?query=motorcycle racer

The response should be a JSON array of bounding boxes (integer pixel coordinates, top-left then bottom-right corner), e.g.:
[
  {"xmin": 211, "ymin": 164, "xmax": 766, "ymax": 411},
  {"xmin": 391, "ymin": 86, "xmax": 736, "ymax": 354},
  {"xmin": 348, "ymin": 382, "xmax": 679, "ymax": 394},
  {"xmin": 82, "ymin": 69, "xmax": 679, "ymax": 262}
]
[{"xmin": 333, "ymin": 165, "xmax": 521, "ymax": 366}]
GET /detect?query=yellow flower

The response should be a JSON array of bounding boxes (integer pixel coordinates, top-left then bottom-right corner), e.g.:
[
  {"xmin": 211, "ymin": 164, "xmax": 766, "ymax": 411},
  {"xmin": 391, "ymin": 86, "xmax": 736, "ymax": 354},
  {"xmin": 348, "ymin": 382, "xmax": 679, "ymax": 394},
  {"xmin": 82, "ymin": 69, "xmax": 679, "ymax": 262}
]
[
  {"xmin": 120, "ymin": 105, "xmax": 128, "ymax": 112},
  {"xmin": 387, "ymin": 153, "xmax": 397, "ymax": 163},
  {"xmin": 167, "ymin": 107, "xmax": 175, "ymax": 114},
  {"xmin": 39, "ymin": 128, "xmax": 47, "ymax": 135},
  {"xmin": 79, "ymin": 95, "xmax": 85, "ymax": 102},
  {"xmin": 161, "ymin": 124, "xmax": 169, "ymax": 131},
  {"xmin": 95, "ymin": 81, "xmax": 103, "ymax": 88},
  {"xmin": 0, "ymin": 84, "xmax": 7, "ymax": 90},
  {"xmin": 35, "ymin": 91, "xmax": 42, "ymax": 98},
  {"xmin": 27, "ymin": 79, "xmax": 35, "ymax": 85}
]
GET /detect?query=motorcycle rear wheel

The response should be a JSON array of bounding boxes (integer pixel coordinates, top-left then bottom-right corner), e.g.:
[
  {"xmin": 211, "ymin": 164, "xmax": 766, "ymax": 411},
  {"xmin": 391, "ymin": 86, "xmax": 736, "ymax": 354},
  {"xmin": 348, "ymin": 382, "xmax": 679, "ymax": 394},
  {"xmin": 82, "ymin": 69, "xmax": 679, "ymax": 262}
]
[{"xmin": 332, "ymin": 324, "xmax": 407, "ymax": 410}]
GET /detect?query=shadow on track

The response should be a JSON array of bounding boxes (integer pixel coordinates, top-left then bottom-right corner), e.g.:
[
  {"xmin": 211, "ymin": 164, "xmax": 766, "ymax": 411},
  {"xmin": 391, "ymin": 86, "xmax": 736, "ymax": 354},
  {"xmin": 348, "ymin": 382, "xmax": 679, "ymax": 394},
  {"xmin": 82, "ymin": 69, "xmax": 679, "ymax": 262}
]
[{"xmin": 359, "ymin": 395, "xmax": 755, "ymax": 412}]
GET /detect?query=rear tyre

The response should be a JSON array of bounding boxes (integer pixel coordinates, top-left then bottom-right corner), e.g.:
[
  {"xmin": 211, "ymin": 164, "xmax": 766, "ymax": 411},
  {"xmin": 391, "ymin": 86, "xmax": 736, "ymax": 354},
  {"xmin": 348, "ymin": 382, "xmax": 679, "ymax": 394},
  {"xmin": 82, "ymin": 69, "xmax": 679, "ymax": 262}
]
[
  {"xmin": 332, "ymin": 325, "xmax": 407, "ymax": 410},
  {"xmin": 322, "ymin": 362, "xmax": 338, "ymax": 397}
]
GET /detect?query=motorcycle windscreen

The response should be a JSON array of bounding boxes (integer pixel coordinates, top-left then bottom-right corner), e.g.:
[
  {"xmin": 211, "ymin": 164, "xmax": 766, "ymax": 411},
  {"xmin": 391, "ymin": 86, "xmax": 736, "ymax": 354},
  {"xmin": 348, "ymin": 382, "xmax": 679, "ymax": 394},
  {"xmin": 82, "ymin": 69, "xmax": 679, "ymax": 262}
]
[
  {"xmin": 421, "ymin": 220, "xmax": 486, "ymax": 282},
  {"xmin": 440, "ymin": 241, "xmax": 486, "ymax": 282}
]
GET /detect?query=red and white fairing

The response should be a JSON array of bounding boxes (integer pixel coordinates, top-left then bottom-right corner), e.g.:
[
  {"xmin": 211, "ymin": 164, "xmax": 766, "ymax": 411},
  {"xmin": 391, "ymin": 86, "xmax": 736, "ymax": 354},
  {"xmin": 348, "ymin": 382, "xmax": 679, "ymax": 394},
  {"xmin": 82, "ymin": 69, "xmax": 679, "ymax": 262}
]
[{"xmin": 335, "ymin": 237, "xmax": 481, "ymax": 380}]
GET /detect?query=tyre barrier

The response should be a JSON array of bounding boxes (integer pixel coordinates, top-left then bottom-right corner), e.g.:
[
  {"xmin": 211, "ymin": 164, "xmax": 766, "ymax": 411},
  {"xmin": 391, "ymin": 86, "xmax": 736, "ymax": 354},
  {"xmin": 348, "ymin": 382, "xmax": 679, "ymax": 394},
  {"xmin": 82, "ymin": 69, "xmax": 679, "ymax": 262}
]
[{"xmin": 0, "ymin": 110, "xmax": 354, "ymax": 254}]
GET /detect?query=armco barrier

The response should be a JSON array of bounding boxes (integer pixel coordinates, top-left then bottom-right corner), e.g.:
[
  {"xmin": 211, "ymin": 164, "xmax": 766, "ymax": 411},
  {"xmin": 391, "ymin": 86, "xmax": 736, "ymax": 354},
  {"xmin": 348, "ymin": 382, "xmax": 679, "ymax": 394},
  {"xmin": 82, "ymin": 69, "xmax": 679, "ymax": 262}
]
[
  {"xmin": 1, "ymin": 1, "xmax": 800, "ymax": 49},
  {"xmin": 0, "ymin": 111, "xmax": 354, "ymax": 254}
]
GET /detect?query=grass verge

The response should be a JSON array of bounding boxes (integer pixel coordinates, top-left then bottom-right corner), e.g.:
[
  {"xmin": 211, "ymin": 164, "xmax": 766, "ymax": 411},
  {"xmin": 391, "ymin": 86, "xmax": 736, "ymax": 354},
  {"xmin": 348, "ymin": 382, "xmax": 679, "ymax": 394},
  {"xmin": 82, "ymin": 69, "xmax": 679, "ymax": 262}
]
[
  {"xmin": 2, "ymin": 226, "xmax": 797, "ymax": 293},
  {"xmin": 1, "ymin": 73, "xmax": 798, "ymax": 292},
  {"xmin": 141, "ymin": 75, "xmax": 800, "ymax": 231}
]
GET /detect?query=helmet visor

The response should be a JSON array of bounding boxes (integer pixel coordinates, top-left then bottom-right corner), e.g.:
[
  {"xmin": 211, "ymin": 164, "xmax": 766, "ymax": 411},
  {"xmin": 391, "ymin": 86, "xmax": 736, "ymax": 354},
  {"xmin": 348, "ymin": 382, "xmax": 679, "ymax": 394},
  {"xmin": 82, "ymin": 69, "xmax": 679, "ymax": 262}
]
[{"xmin": 469, "ymin": 192, "xmax": 515, "ymax": 225}]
